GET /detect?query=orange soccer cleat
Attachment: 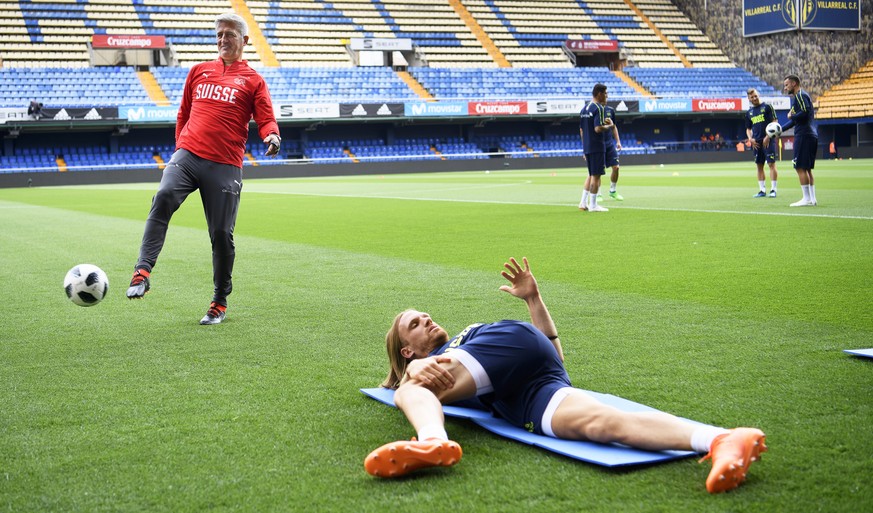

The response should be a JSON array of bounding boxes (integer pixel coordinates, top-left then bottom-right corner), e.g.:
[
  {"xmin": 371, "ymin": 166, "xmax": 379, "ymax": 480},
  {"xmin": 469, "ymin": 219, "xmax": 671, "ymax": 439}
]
[
  {"xmin": 700, "ymin": 428, "xmax": 767, "ymax": 493},
  {"xmin": 364, "ymin": 438, "xmax": 462, "ymax": 478}
]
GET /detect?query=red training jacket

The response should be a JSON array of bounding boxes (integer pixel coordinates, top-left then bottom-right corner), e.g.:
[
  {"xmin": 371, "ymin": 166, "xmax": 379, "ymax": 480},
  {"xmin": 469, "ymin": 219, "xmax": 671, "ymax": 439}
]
[{"xmin": 175, "ymin": 59, "xmax": 279, "ymax": 168}]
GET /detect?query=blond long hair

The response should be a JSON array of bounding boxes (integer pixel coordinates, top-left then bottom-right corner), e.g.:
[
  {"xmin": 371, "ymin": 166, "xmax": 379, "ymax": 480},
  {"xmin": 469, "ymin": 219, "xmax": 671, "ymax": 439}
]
[{"xmin": 381, "ymin": 309, "xmax": 414, "ymax": 389}]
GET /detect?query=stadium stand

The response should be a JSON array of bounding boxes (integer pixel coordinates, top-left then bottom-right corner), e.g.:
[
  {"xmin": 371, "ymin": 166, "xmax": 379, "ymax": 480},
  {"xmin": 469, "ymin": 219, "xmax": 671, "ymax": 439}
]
[
  {"xmin": 0, "ymin": 67, "xmax": 151, "ymax": 108},
  {"xmin": 149, "ymin": 66, "xmax": 187, "ymax": 105},
  {"xmin": 0, "ymin": 0, "xmax": 777, "ymax": 104},
  {"xmin": 263, "ymin": 67, "xmax": 419, "ymax": 102},
  {"xmin": 624, "ymin": 67, "xmax": 778, "ymax": 98},
  {"xmin": 473, "ymin": 131, "xmax": 652, "ymax": 159},
  {"xmin": 247, "ymin": 0, "xmax": 494, "ymax": 68},
  {"xmin": 410, "ymin": 67, "xmax": 637, "ymax": 99},
  {"xmin": 463, "ymin": 0, "xmax": 587, "ymax": 69},
  {"xmin": 464, "ymin": 0, "xmax": 730, "ymax": 70},
  {"xmin": 349, "ymin": 137, "xmax": 441, "ymax": 162},
  {"xmin": 250, "ymin": 0, "xmax": 375, "ymax": 67},
  {"xmin": 671, "ymin": 0, "xmax": 873, "ymax": 98},
  {"xmin": 306, "ymin": 140, "xmax": 352, "ymax": 164},
  {"xmin": 816, "ymin": 59, "xmax": 873, "ymax": 120},
  {"xmin": 438, "ymin": 139, "xmax": 489, "ymax": 160},
  {"xmin": 377, "ymin": 0, "xmax": 493, "ymax": 68},
  {"xmin": 135, "ymin": 1, "xmax": 262, "ymax": 68},
  {"xmin": 63, "ymin": 144, "xmax": 168, "ymax": 172},
  {"xmin": 630, "ymin": 0, "xmax": 731, "ymax": 67},
  {"xmin": 462, "ymin": 0, "xmax": 686, "ymax": 69},
  {"xmin": 0, "ymin": 147, "xmax": 58, "ymax": 173},
  {"xmin": 0, "ymin": 0, "xmax": 809, "ymax": 174},
  {"xmin": 150, "ymin": 65, "xmax": 421, "ymax": 103},
  {"xmin": 0, "ymin": 1, "xmax": 96, "ymax": 68}
]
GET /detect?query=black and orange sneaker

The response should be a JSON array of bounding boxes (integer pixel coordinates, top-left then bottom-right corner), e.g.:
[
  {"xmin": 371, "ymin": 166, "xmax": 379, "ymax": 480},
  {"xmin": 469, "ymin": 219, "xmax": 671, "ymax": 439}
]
[
  {"xmin": 364, "ymin": 438, "xmax": 462, "ymax": 478},
  {"xmin": 199, "ymin": 301, "xmax": 226, "ymax": 325},
  {"xmin": 700, "ymin": 428, "xmax": 767, "ymax": 493},
  {"xmin": 126, "ymin": 269, "xmax": 150, "ymax": 299}
]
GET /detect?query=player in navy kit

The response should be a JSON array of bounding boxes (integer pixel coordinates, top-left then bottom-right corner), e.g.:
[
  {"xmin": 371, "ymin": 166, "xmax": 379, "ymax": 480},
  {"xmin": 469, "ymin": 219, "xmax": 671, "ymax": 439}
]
[
  {"xmin": 745, "ymin": 88, "xmax": 778, "ymax": 198},
  {"xmin": 603, "ymin": 104, "xmax": 623, "ymax": 200},
  {"xmin": 765, "ymin": 75, "xmax": 818, "ymax": 206},
  {"xmin": 126, "ymin": 13, "xmax": 281, "ymax": 324},
  {"xmin": 578, "ymin": 84, "xmax": 612, "ymax": 212},
  {"xmin": 365, "ymin": 258, "xmax": 767, "ymax": 493}
]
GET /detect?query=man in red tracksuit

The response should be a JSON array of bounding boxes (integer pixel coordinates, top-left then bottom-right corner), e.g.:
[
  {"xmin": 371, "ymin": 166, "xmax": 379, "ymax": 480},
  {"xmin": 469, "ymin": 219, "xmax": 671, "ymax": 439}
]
[{"xmin": 127, "ymin": 12, "xmax": 281, "ymax": 325}]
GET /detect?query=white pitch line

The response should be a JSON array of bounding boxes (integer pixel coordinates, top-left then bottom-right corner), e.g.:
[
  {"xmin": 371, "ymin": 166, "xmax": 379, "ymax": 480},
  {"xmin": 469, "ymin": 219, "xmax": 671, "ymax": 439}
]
[
  {"xmin": 270, "ymin": 180, "xmax": 534, "ymax": 198},
  {"xmin": 605, "ymin": 204, "xmax": 873, "ymax": 220},
  {"xmin": 389, "ymin": 179, "xmax": 533, "ymax": 195},
  {"xmin": 247, "ymin": 190, "xmax": 873, "ymax": 220}
]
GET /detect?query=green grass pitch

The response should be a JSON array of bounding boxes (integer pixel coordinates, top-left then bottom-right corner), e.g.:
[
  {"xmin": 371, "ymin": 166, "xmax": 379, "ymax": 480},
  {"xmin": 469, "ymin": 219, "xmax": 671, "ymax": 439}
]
[{"xmin": 1, "ymin": 159, "xmax": 871, "ymax": 512}]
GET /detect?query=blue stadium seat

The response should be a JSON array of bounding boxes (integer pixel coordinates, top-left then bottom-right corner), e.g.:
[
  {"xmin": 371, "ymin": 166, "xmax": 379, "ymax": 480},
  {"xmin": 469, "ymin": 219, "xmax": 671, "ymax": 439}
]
[
  {"xmin": 410, "ymin": 67, "xmax": 636, "ymax": 100},
  {"xmin": 624, "ymin": 67, "xmax": 779, "ymax": 97}
]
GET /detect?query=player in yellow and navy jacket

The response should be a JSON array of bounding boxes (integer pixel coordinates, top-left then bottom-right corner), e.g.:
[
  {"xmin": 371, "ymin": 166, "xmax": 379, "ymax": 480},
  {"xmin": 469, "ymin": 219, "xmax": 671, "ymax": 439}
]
[
  {"xmin": 745, "ymin": 88, "xmax": 779, "ymax": 197},
  {"xmin": 578, "ymin": 84, "xmax": 612, "ymax": 212},
  {"xmin": 765, "ymin": 75, "xmax": 818, "ymax": 206}
]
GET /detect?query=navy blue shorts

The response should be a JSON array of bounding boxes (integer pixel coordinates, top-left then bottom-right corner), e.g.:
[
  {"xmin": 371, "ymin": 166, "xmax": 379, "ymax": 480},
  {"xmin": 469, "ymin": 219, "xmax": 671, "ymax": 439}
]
[
  {"xmin": 585, "ymin": 152, "xmax": 606, "ymax": 176},
  {"xmin": 793, "ymin": 134, "xmax": 818, "ymax": 170},
  {"xmin": 753, "ymin": 139, "xmax": 776, "ymax": 165},
  {"xmin": 441, "ymin": 321, "xmax": 571, "ymax": 435},
  {"xmin": 605, "ymin": 144, "xmax": 619, "ymax": 168}
]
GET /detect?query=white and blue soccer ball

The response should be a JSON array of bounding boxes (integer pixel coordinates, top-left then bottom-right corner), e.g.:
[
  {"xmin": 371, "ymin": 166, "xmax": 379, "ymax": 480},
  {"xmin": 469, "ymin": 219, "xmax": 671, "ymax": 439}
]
[
  {"xmin": 765, "ymin": 122, "xmax": 782, "ymax": 137},
  {"xmin": 64, "ymin": 264, "xmax": 109, "ymax": 307}
]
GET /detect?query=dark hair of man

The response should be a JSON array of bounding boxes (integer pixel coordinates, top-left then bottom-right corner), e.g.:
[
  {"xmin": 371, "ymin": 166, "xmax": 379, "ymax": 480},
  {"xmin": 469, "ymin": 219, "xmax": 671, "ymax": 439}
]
[
  {"xmin": 785, "ymin": 75, "xmax": 801, "ymax": 85},
  {"xmin": 592, "ymin": 83, "xmax": 607, "ymax": 97}
]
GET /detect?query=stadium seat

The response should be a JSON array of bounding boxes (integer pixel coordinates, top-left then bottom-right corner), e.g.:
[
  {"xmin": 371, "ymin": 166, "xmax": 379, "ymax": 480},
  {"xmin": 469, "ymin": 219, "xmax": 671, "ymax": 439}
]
[{"xmin": 623, "ymin": 67, "xmax": 779, "ymax": 97}]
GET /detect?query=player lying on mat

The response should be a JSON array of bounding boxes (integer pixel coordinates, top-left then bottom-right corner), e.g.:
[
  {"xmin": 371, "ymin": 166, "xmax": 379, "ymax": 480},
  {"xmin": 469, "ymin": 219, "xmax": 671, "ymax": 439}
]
[{"xmin": 365, "ymin": 257, "xmax": 767, "ymax": 493}]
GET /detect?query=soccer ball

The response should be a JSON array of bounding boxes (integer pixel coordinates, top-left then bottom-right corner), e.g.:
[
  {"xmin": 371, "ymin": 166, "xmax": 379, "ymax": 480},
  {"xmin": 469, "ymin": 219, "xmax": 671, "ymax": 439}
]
[
  {"xmin": 765, "ymin": 122, "xmax": 782, "ymax": 137},
  {"xmin": 64, "ymin": 264, "xmax": 109, "ymax": 307}
]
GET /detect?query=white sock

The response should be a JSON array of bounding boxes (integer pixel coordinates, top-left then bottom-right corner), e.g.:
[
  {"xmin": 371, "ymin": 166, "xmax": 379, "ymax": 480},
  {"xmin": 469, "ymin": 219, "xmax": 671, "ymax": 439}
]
[
  {"xmin": 590, "ymin": 192, "xmax": 599, "ymax": 208},
  {"xmin": 417, "ymin": 424, "xmax": 448, "ymax": 442},
  {"xmin": 809, "ymin": 185, "xmax": 816, "ymax": 203},
  {"xmin": 801, "ymin": 184, "xmax": 811, "ymax": 201},
  {"xmin": 690, "ymin": 426, "xmax": 730, "ymax": 454},
  {"xmin": 610, "ymin": 182, "xmax": 617, "ymax": 193},
  {"xmin": 771, "ymin": 180, "xmax": 777, "ymax": 192},
  {"xmin": 758, "ymin": 180, "xmax": 766, "ymax": 191},
  {"xmin": 580, "ymin": 190, "xmax": 590, "ymax": 208}
]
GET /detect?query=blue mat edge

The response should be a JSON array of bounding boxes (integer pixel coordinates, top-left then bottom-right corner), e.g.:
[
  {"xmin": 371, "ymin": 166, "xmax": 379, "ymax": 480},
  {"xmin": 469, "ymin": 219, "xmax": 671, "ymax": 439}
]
[{"xmin": 361, "ymin": 387, "xmax": 698, "ymax": 467}]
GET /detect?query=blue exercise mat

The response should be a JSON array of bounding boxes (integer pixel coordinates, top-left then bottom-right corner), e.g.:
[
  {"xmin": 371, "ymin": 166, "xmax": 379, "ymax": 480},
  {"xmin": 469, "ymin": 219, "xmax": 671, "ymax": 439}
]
[
  {"xmin": 361, "ymin": 387, "xmax": 699, "ymax": 467},
  {"xmin": 844, "ymin": 348, "xmax": 873, "ymax": 359}
]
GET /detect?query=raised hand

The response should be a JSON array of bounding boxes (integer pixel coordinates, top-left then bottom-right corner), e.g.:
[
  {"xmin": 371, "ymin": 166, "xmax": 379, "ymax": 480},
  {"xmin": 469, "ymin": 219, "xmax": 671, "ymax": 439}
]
[{"xmin": 499, "ymin": 257, "xmax": 539, "ymax": 301}]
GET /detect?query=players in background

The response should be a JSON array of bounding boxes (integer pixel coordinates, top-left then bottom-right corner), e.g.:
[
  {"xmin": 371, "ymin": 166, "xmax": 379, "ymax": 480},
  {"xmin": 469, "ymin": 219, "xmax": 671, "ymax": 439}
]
[
  {"xmin": 603, "ymin": 103, "xmax": 623, "ymax": 200},
  {"xmin": 578, "ymin": 84, "xmax": 612, "ymax": 212},
  {"xmin": 126, "ymin": 13, "xmax": 281, "ymax": 324},
  {"xmin": 580, "ymin": 90, "xmax": 621, "ymax": 206},
  {"xmin": 745, "ymin": 89, "xmax": 778, "ymax": 198},
  {"xmin": 765, "ymin": 75, "xmax": 817, "ymax": 207}
]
